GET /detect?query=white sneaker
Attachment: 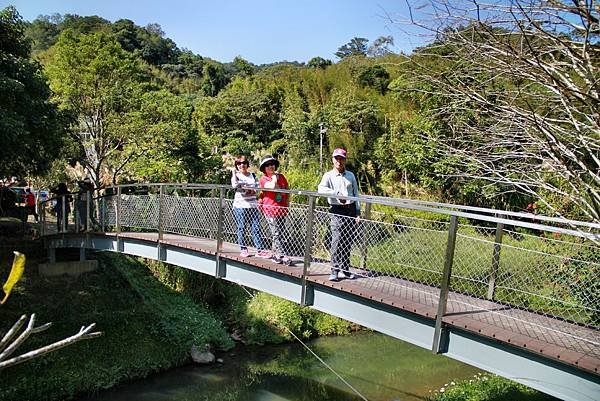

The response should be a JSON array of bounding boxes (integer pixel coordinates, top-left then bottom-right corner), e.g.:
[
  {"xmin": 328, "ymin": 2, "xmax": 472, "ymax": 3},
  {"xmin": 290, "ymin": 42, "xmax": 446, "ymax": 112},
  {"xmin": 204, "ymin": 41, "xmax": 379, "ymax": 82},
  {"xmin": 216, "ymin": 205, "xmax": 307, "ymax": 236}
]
[
  {"xmin": 257, "ymin": 250, "xmax": 271, "ymax": 258},
  {"xmin": 338, "ymin": 271, "xmax": 355, "ymax": 280}
]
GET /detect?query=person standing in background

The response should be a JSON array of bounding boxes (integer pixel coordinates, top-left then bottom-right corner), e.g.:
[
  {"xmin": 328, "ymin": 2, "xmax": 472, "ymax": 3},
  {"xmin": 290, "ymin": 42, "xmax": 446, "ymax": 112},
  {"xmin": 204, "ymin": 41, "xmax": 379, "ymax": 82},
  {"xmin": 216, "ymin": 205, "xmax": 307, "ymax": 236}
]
[
  {"xmin": 24, "ymin": 188, "xmax": 38, "ymax": 222},
  {"xmin": 76, "ymin": 178, "xmax": 95, "ymax": 231},
  {"xmin": 51, "ymin": 182, "xmax": 72, "ymax": 231}
]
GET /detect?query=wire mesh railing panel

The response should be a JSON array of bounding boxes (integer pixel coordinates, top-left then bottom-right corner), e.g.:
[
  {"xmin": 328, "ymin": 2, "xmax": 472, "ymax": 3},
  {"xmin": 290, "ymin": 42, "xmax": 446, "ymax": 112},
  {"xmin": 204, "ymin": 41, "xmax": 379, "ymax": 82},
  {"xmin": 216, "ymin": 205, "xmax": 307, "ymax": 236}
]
[
  {"xmin": 309, "ymin": 209, "xmax": 449, "ymax": 306},
  {"xmin": 439, "ymin": 223, "xmax": 600, "ymax": 329},
  {"xmin": 451, "ymin": 231, "xmax": 496, "ymax": 299},
  {"xmin": 98, "ymin": 195, "xmax": 115, "ymax": 230},
  {"xmin": 119, "ymin": 194, "xmax": 159, "ymax": 230},
  {"xmin": 283, "ymin": 204, "xmax": 311, "ymax": 257},
  {"xmin": 222, "ymin": 200, "xmax": 266, "ymax": 252},
  {"xmin": 358, "ymin": 219, "xmax": 446, "ymax": 284},
  {"xmin": 41, "ymin": 208, "xmax": 60, "ymax": 235},
  {"xmin": 163, "ymin": 196, "xmax": 219, "ymax": 238},
  {"xmin": 496, "ymin": 243, "xmax": 599, "ymax": 327}
]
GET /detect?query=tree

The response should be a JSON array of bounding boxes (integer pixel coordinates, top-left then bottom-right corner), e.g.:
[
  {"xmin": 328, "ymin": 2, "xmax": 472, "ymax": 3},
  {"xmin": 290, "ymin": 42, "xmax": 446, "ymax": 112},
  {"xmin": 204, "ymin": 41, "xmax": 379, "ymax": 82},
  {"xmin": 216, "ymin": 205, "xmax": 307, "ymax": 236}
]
[
  {"xmin": 367, "ymin": 35, "xmax": 394, "ymax": 57},
  {"xmin": 358, "ymin": 65, "xmax": 390, "ymax": 94},
  {"xmin": 193, "ymin": 77, "xmax": 283, "ymax": 154},
  {"xmin": 280, "ymin": 86, "xmax": 314, "ymax": 161},
  {"xmin": 45, "ymin": 29, "xmax": 148, "ymax": 186},
  {"xmin": 201, "ymin": 62, "xmax": 228, "ymax": 96},
  {"xmin": 335, "ymin": 37, "xmax": 368, "ymax": 59},
  {"xmin": 116, "ymin": 90, "xmax": 196, "ymax": 182},
  {"xmin": 111, "ymin": 18, "xmax": 142, "ymax": 53},
  {"xmin": 0, "ymin": 6, "xmax": 65, "ymax": 178},
  {"xmin": 59, "ymin": 14, "xmax": 110, "ymax": 34},
  {"xmin": 231, "ymin": 56, "xmax": 256, "ymax": 77},
  {"xmin": 307, "ymin": 56, "xmax": 332, "ymax": 69},
  {"xmin": 399, "ymin": 0, "xmax": 600, "ymax": 222},
  {"xmin": 137, "ymin": 22, "xmax": 179, "ymax": 65},
  {"xmin": 24, "ymin": 14, "xmax": 62, "ymax": 55},
  {"xmin": 322, "ymin": 88, "xmax": 382, "ymax": 193}
]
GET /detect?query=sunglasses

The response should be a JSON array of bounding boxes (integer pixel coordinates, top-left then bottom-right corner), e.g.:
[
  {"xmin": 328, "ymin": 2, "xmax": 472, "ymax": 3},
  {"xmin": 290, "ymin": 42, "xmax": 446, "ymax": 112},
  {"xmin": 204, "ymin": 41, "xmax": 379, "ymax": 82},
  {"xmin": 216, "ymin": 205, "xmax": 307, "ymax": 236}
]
[
  {"xmin": 235, "ymin": 161, "xmax": 249, "ymax": 166},
  {"xmin": 264, "ymin": 162, "xmax": 276, "ymax": 168}
]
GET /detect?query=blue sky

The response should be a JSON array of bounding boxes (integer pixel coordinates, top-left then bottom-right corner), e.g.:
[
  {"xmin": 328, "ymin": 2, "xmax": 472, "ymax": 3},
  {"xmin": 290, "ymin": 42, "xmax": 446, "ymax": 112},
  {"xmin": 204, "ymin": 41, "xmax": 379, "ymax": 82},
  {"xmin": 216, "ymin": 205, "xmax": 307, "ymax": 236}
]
[{"xmin": 4, "ymin": 0, "xmax": 427, "ymax": 64}]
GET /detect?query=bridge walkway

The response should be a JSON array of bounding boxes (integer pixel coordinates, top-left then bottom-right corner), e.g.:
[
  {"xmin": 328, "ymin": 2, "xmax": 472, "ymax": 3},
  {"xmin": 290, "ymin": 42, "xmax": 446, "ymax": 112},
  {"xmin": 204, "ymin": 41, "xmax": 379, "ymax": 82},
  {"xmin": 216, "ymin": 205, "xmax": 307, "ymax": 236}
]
[{"xmin": 87, "ymin": 231, "xmax": 599, "ymax": 376}]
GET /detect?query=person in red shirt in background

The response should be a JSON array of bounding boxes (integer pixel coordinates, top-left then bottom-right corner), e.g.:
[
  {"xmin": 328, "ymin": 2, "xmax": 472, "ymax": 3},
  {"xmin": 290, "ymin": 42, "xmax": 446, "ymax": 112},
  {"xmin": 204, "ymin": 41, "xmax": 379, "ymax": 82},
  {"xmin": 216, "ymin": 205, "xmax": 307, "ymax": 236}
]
[
  {"xmin": 258, "ymin": 155, "xmax": 291, "ymax": 265},
  {"xmin": 24, "ymin": 188, "xmax": 38, "ymax": 222}
]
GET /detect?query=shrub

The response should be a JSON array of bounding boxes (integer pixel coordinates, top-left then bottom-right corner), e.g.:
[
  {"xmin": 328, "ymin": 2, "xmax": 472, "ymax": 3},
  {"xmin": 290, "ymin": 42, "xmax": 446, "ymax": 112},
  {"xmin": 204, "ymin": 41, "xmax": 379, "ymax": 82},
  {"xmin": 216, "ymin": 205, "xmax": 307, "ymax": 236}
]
[{"xmin": 427, "ymin": 373, "xmax": 556, "ymax": 401}]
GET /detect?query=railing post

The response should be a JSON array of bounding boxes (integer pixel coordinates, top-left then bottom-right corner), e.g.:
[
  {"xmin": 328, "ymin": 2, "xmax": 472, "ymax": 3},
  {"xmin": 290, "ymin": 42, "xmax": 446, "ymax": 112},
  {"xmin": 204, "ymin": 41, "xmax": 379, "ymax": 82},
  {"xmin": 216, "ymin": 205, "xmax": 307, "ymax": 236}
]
[
  {"xmin": 215, "ymin": 187, "xmax": 226, "ymax": 277},
  {"xmin": 432, "ymin": 215, "xmax": 458, "ymax": 354},
  {"xmin": 158, "ymin": 185, "xmax": 164, "ymax": 241},
  {"xmin": 73, "ymin": 195, "xmax": 78, "ymax": 232},
  {"xmin": 359, "ymin": 202, "xmax": 372, "ymax": 271},
  {"xmin": 115, "ymin": 187, "xmax": 121, "ymax": 234},
  {"xmin": 40, "ymin": 202, "xmax": 45, "ymax": 237},
  {"xmin": 61, "ymin": 195, "xmax": 66, "ymax": 233},
  {"xmin": 101, "ymin": 195, "xmax": 105, "ymax": 232},
  {"xmin": 210, "ymin": 188, "xmax": 217, "ymax": 239},
  {"xmin": 487, "ymin": 220, "xmax": 504, "ymax": 300},
  {"xmin": 86, "ymin": 191, "xmax": 91, "ymax": 232},
  {"xmin": 301, "ymin": 195, "xmax": 316, "ymax": 306}
]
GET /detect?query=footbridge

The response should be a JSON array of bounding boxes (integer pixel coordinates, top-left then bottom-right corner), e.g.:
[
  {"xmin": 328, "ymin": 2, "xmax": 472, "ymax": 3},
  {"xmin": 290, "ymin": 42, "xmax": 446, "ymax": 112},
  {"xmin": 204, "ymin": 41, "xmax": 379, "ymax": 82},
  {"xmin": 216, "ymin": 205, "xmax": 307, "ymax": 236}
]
[{"xmin": 41, "ymin": 183, "xmax": 600, "ymax": 401}]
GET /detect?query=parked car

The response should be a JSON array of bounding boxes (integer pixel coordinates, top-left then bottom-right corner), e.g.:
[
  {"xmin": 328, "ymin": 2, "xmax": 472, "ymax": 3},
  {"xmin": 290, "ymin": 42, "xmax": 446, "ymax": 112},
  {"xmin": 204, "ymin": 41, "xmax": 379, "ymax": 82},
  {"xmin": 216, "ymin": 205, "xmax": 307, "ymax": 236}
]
[
  {"xmin": 37, "ymin": 190, "xmax": 49, "ymax": 203},
  {"xmin": 10, "ymin": 187, "xmax": 26, "ymax": 206}
]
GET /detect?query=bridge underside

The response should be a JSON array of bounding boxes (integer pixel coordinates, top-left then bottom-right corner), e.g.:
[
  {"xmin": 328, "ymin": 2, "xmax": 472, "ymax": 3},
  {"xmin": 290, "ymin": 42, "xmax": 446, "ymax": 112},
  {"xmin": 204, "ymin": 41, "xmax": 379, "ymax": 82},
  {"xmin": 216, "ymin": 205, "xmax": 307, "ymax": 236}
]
[{"xmin": 46, "ymin": 233, "xmax": 600, "ymax": 401}]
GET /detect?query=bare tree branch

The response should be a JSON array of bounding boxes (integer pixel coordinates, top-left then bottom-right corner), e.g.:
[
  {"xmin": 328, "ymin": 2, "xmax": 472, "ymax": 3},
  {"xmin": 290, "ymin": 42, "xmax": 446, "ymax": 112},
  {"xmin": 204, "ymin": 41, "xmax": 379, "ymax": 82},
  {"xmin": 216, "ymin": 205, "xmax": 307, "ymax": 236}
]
[
  {"xmin": 397, "ymin": 0, "xmax": 600, "ymax": 222},
  {"xmin": 0, "ymin": 314, "xmax": 102, "ymax": 370}
]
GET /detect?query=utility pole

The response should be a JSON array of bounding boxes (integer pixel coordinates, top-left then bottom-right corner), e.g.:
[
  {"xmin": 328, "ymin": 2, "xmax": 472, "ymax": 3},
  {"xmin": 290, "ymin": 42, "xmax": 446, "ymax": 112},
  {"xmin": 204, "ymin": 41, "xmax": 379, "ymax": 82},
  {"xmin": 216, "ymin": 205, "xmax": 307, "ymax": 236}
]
[{"xmin": 319, "ymin": 123, "xmax": 327, "ymax": 174}]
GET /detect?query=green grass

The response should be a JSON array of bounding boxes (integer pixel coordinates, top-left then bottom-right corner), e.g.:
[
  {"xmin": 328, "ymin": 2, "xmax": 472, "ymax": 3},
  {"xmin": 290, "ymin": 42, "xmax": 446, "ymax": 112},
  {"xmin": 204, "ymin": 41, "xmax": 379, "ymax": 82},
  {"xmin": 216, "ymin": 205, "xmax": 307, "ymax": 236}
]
[
  {"xmin": 426, "ymin": 373, "xmax": 558, "ymax": 401},
  {"xmin": 0, "ymin": 252, "xmax": 233, "ymax": 401},
  {"xmin": 142, "ymin": 259, "xmax": 357, "ymax": 345}
]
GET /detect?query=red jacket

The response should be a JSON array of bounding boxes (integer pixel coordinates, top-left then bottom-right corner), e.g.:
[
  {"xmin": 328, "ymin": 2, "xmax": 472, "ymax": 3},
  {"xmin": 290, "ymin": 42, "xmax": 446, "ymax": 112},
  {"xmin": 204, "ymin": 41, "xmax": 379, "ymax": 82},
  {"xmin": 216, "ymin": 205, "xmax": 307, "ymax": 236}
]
[
  {"xmin": 25, "ymin": 192, "xmax": 35, "ymax": 207},
  {"xmin": 258, "ymin": 173, "xmax": 289, "ymax": 217}
]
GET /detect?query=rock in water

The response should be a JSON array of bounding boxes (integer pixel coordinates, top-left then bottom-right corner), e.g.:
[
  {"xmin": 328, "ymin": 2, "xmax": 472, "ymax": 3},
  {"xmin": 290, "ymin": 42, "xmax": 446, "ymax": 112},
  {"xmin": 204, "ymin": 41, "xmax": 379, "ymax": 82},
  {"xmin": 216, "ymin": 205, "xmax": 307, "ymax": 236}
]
[{"xmin": 191, "ymin": 344, "xmax": 215, "ymax": 364}]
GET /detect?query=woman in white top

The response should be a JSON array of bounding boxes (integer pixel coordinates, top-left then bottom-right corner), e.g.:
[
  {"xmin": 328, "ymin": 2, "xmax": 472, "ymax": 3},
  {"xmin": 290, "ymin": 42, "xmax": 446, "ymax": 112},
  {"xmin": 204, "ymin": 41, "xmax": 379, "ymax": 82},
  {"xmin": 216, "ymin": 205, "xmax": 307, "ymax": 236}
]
[{"xmin": 231, "ymin": 155, "xmax": 268, "ymax": 257}]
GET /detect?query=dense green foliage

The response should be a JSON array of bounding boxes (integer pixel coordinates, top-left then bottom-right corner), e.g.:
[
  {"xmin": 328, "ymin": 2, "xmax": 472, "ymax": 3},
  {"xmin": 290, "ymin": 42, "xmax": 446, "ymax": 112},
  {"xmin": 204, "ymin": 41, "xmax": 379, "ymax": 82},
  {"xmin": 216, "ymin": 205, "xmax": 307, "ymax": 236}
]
[
  {"xmin": 0, "ymin": 7, "xmax": 65, "ymax": 178},
  {"xmin": 0, "ymin": 253, "xmax": 232, "ymax": 401},
  {"xmin": 9, "ymin": 9, "xmax": 485, "ymax": 206},
  {"xmin": 3, "ymin": 4, "xmax": 596, "ymax": 221},
  {"xmin": 143, "ymin": 260, "xmax": 354, "ymax": 344},
  {"xmin": 236, "ymin": 292, "xmax": 353, "ymax": 344}
]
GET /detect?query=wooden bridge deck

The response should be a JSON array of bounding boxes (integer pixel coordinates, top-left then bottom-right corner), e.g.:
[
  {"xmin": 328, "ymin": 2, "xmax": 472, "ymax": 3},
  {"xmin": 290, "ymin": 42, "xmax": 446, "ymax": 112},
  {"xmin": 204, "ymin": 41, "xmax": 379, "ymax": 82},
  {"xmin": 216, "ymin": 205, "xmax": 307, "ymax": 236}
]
[{"xmin": 86, "ymin": 231, "xmax": 600, "ymax": 376}]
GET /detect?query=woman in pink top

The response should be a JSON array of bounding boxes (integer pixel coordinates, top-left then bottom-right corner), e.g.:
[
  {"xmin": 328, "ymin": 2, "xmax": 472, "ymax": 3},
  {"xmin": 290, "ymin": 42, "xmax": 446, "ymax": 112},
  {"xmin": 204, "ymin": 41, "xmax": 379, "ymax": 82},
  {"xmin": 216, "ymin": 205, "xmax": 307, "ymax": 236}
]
[{"xmin": 258, "ymin": 155, "xmax": 291, "ymax": 265}]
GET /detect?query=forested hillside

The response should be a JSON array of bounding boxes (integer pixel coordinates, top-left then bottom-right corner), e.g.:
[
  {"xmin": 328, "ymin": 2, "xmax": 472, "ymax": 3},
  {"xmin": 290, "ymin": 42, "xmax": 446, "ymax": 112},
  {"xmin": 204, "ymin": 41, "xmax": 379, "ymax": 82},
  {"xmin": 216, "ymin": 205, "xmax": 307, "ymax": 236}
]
[{"xmin": 2, "ymin": 1, "xmax": 598, "ymax": 222}]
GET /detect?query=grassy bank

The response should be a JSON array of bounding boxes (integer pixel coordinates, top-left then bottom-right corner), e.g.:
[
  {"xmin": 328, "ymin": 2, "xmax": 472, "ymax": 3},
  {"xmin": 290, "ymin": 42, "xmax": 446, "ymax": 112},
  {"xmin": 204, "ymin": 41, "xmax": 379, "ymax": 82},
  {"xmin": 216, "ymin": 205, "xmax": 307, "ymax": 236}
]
[
  {"xmin": 426, "ymin": 373, "xmax": 557, "ymax": 401},
  {"xmin": 0, "ymin": 251, "xmax": 233, "ymax": 401},
  {"xmin": 143, "ymin": 259, "xmax": 356, "ymax": 344}
]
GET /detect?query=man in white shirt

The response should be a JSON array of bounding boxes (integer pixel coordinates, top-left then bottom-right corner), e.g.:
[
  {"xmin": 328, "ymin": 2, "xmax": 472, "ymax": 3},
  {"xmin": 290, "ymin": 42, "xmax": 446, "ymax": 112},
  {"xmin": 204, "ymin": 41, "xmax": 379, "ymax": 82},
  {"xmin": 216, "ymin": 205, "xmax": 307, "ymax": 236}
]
[{"xmin": 318, "ymin": 148, "xmax": 361, "ymax": 281}]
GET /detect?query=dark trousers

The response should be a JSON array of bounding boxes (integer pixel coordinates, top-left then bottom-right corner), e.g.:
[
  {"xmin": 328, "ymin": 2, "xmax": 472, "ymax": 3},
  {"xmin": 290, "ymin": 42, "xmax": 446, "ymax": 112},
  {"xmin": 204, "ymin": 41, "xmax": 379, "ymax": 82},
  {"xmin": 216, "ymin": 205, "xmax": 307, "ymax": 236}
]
[
  {"xmin": 330, "ymin": 204, "xmax": 357, "ymax": 272},
  {"xmin": 55, "ymin": 201, "xmax": 70, "ymax": 230},
  {"xmin": 27, "ymin": 205, "xmax": 38, "ymax": 221}
]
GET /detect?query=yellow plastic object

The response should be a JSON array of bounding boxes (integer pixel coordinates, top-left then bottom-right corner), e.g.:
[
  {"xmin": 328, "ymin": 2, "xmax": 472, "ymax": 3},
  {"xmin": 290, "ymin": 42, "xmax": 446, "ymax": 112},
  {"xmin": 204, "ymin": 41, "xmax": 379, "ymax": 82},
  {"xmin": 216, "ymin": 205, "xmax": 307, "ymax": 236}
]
[{"xmin": 1, "ymin": 251, "xmax": 26, "ymax": 304}]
